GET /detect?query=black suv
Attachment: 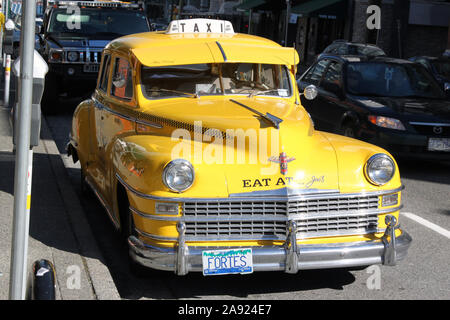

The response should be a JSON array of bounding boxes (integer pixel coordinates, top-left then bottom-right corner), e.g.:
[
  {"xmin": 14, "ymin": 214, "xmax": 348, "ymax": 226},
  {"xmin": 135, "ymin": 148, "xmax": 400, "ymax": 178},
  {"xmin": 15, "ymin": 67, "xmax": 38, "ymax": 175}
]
[
  {"xmin": 297, "ymin": 55, "xmax": 450, "ymax": 160},
  {"xmin": 37, "ymin": 0, "xmax": 150, "ymax": 113},
  {"xmin": 317, "ymin": 40, "xmax": 385, "ymax": 61}
]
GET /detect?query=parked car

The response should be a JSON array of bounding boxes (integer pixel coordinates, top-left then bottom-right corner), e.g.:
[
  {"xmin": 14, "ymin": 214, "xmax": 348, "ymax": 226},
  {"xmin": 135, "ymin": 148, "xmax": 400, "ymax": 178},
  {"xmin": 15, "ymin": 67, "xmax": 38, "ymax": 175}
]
[
  {"xmin": 317, "ymin": 40, "xmax": 386, "ymax": 61},
  {"xmin": 297, "ymin": 55, "xmax": 450, "ymax": 160},
  {"xmin": 408, "ymin": 56, "xmax": 450, "ymax": 92},
  {"xmin": 37, "ymin": 0, "xmax": 150, "ymax": 113},
  {"xmin": 67, "ymin": 19, "xmax": 411, "ymax": 276}
]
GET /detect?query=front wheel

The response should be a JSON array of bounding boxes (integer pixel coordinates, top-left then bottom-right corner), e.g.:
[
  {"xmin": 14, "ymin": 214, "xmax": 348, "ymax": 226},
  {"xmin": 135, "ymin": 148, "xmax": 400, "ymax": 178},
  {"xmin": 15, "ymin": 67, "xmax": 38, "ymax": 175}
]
[{"xmin": 341, "ymin": 121, "xmax": 357, "ymax": 138}]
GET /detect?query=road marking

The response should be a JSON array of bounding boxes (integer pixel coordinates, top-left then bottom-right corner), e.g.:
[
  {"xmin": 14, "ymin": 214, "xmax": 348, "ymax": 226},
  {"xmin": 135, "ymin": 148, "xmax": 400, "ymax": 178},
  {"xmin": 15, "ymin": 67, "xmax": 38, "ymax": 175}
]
[{"xmin": 401, "ymin": 212, "xmax": 450, "ymax": 239}]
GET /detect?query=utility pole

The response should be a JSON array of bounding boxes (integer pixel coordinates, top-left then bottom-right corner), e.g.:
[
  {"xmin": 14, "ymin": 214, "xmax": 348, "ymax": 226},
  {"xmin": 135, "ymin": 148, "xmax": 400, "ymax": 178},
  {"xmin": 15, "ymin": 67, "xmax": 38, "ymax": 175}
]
[
  {"xmin": 284, "ymin": 0, "xmax": 290, "ymax": 47},
  {"xmin": 9, "ymin": 0, "xmax": 37, "ymax": 300}
]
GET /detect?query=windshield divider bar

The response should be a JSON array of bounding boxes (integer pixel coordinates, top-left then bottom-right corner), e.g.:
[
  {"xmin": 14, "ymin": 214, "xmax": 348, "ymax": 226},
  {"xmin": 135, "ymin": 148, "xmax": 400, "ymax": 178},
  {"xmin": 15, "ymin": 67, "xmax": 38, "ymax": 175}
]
[{"xmin": 216, "ymin": 41, "xmax": 227, "ymax": 62}]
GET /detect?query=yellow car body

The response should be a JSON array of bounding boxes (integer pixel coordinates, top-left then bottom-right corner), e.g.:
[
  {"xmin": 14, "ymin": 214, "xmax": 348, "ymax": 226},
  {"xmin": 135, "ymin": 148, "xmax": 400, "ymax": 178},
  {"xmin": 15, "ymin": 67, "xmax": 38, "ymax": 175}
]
[{"xmin": 68, "ymin": 19, "xmax": 411, "ymax": 275}]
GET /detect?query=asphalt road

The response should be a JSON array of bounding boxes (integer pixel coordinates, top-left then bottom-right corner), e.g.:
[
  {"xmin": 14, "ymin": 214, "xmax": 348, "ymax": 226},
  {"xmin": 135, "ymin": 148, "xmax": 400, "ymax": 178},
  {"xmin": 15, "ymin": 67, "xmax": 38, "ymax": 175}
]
[{"xmin": 45, "ymin": 100, "xmax": 450, "ymax": 300}]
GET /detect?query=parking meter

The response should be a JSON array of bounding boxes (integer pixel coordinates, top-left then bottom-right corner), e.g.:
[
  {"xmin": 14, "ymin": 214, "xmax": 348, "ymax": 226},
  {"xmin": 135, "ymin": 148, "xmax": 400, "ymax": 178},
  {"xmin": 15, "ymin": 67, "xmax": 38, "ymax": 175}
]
[
  {"xmin": 4, "ymin": 19, "xmax": 15, "ymax": 55},
  {"xmin": 12, "ymin": 50, "xmax": 49, "ymax": 147}
]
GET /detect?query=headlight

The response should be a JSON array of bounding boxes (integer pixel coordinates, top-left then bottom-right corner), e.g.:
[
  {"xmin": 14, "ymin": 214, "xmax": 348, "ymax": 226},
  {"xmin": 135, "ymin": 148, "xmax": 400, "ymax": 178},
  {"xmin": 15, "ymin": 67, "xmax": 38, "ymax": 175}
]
[
  {"xmin": 365, "ymin": 154, "xmax": 395, "ymax": 186},
  {"xmin": 48, "ymin": 49, "xmax": 63, "ymax": 62},
  {"xmin": 162, "ymin": 159, "xmax": 194, "ymax": 192},
  {"xmin": 368, "ymin": 115, "xmax": 405, "ymax": 130},
  {"xmin": 67, "ymin": 51, "xmax": 79, "ymax": 62}
]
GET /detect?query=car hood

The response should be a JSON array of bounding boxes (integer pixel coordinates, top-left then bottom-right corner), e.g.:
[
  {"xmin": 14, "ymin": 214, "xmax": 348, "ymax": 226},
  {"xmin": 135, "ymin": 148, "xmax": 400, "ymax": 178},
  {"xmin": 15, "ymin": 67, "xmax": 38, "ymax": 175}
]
[
  {"xmin": 46, "ymin": 35, "xmax": 111, "ymax": 49},
  {"xmin": 353, "ymin": 96, "xmax": 450, "ymax": 120},
  {"xmin": 135, "ymin": 97, "xmax": 340, "ymax": 195}
]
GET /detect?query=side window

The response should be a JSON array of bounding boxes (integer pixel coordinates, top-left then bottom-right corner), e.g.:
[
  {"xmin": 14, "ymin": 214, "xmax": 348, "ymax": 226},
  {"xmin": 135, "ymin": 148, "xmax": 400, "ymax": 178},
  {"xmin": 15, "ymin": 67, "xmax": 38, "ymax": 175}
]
[
  {"xmin": 321, "ymin": 61, "xmax": 343, "ymax": 88},
  {"xmin": 416, "ymin": 59, "xmax": 430, "ymax": 70},
  {"xmin": 304, "ymin": 59, "xmax": 330, "ymax": 85},
  {"xmin": 337, "ymin": 45, "xmax": 347, "ymax": 55},
  {"xmin": 99, "ymin": 54, "xmax": 111, "ymax": 92},
  {"xmin": 111, "ymin": 57, "xmax": 133, "ymax": 100}
]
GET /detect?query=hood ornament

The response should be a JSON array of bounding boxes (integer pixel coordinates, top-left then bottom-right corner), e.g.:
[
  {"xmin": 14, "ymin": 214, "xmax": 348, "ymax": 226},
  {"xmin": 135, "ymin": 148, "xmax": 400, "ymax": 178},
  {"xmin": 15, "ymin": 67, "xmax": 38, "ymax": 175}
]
[{"xmin": 269, "ymin": 152, "xmax": 295, "ymax": 175}]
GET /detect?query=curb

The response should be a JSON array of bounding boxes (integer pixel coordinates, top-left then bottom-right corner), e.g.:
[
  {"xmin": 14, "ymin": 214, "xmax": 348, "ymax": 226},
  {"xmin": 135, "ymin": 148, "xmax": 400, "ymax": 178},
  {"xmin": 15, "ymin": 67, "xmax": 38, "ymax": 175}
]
[{"xmin": 40, "ymin": 115, "xmax": 120, "ymax": 300}]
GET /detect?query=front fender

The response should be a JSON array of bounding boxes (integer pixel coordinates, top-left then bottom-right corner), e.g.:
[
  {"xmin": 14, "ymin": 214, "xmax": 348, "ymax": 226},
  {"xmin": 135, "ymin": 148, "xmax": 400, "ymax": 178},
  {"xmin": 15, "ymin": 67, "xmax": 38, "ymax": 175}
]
[
  {"xmin": 320, "ymin": 132, "xmax": 402, "ymax": 193},
  {"xmin": 113, "ymin": 135, "xmax": 230, "ymax": 199}
]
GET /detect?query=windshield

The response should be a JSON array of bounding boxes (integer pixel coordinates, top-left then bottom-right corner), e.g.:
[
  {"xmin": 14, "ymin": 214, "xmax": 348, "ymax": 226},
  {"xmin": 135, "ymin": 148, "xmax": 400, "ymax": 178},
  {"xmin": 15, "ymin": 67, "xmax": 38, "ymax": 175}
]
[
  {"xmin": 47, "ymin": 8, "xmax": 149, "ymax": 37},
  {"xmin": 345, "ymin": 62, "xmax": 445, "ymax": 99},
  {"xmin": 431, "ymin": 60, "xmax": 450, "ymax": 79},
  {"xmin": 141, "ymin": 63, "xmax": 292, "ymax": 99}
]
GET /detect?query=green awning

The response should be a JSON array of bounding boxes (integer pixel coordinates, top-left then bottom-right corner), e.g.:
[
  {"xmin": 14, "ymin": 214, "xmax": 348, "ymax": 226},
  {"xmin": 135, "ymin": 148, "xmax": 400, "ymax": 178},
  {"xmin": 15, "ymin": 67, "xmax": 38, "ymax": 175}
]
[
  {"xmin": 291, "ymin": 0, "xmax": 347, "ymax": 19},
  {"xmin": 236, "ymin": 0, "xmax": 267, "ymax": 11}
]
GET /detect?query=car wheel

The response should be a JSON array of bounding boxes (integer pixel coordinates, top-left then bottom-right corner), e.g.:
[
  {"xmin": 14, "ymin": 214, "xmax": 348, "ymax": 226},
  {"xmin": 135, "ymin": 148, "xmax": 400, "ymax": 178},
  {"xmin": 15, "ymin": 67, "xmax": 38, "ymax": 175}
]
[
  {"xmin": 117, "ymin": 185, "xmax": 155, "ymax": 277},
  {"xmin": 341, "ymin": 121, "xmax": 357, "ymax": 138},
  {"xmin": 80, "ymin": 166, "xmax": 91, "ymax": 197}
]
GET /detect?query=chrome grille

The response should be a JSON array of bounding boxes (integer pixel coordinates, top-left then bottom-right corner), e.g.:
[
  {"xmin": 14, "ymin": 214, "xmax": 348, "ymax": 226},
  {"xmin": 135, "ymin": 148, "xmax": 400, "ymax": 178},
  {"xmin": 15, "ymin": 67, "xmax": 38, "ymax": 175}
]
[{"xmin": 183, "ymin": 195, "xmax": 380, "ymax": 240}]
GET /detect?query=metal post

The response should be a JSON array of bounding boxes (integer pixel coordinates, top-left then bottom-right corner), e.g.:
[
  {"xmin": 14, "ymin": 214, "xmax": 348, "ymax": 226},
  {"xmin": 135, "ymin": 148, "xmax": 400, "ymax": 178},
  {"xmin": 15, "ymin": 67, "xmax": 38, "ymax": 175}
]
[
  {"xmin": 285, "ymin": 0, "xmax": 290, "ymax": 47},
  {"xmin": 248, "ymin": 9, "xmax": 252, "ymax": 34},
  {"xmin": 3, "ymin": 53, "xmax": 10, "ymax": 105},
  {"xmin": 9, "ymin": 0, "xmax": 37, "ymax": 300}
]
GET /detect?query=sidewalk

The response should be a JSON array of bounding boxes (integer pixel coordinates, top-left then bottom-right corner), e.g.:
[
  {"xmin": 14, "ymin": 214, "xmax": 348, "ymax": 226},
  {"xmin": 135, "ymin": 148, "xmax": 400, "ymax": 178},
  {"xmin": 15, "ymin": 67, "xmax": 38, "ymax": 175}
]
[{"xmin": 0, "ymin": 71, "xmax": 120, "ymax": 299}]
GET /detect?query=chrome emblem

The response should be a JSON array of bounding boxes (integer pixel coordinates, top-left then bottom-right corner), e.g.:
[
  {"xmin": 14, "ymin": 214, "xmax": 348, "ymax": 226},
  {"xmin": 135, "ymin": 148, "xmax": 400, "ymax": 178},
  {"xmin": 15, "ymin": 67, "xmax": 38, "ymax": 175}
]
[
  {"xmin": 433, "ymin": 126, "xmax": 443, "ymax": 134},
  {"xmin": 269, "ymin": 152, "xmax": 295, "ymax": 175}
]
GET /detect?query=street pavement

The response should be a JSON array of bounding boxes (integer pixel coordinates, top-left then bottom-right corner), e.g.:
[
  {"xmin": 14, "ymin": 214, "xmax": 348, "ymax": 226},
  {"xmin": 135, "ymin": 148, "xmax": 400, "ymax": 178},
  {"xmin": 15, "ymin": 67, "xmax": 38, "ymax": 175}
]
[{"xmin": 0, "ymin": 70, "xmax": 119, "ymax": 299}]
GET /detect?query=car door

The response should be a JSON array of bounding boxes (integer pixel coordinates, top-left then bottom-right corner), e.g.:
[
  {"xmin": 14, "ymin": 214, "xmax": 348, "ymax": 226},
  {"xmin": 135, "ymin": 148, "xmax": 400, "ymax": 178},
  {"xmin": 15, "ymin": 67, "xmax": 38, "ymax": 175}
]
[
  {"xmin": 298, "ymin": 59, "xmax": 331, "ymax": 129},
  {"xmin": 87, "ymin": 53, "xmax": 111, "ymax": 198},
  {"xmin": 103, "ymin": 55, "xmax": 136, "ymax": 203},
  {"xmin": 315, "ymin": 60, "xmax": 347, "ymax": 132}
]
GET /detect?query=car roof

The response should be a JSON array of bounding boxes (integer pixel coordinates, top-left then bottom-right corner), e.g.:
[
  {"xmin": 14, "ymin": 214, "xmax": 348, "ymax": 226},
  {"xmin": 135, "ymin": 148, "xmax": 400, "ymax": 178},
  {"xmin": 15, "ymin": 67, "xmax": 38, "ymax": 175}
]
[
  {"xmin": 317, "ymin": 54, "xmax": 414, "ymax": 65},
  {"xmin": 330, "ymin": 40, "xmax": 382, "ymax": 48},
  {"xmin": 105, "ymin": 24, "xmax": 299, "ymax": 67}
]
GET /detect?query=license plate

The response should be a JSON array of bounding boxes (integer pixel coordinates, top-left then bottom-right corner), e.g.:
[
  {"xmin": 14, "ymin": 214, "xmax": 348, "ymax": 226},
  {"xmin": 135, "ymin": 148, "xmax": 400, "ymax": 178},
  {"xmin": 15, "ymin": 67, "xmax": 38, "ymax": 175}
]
[
  {"xmin": 83, "ymin": 64, "xmax": 99, "ymax": 73},
  {"xmin": 428, "ymin": 138, "xmax": 450, "ymax": 152},
  {"xmin": 202, "ymin": 248, "xmax": 253, "ymax": 276}
]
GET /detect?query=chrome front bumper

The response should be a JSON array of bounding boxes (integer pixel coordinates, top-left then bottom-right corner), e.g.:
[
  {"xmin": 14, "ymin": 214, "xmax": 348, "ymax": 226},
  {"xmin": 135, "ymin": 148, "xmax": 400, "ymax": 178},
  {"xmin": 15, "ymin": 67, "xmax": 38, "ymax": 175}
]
[{"xmin": 128, "ymin": 215, "xmax": 412, "ymax": 275}]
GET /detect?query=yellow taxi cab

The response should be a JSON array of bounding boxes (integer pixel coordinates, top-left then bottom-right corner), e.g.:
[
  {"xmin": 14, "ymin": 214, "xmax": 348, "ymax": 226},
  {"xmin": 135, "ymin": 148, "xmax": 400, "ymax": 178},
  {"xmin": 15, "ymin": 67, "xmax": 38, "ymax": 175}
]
[{"xmin": 67, "ymin": 18, "xmax": 411, "ymax": 276}]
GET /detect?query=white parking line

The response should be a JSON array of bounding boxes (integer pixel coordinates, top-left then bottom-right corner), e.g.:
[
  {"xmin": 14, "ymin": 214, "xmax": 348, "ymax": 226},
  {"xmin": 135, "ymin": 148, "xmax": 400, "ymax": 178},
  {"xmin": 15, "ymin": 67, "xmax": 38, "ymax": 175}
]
[{"xmin": 401, "ymin": 212, "xmax": 450, "ymax": 239}]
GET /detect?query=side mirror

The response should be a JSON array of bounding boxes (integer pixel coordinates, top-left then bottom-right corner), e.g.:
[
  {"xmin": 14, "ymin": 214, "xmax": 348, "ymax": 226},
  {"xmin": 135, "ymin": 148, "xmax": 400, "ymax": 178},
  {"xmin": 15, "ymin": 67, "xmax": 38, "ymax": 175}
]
[
  {"xmin": 35, "ymin": 24, "xmax": 41, "ymax": 34},
  {"xmin": 302, "ymin": 84, "xmax": 318, "ymax": 100}
]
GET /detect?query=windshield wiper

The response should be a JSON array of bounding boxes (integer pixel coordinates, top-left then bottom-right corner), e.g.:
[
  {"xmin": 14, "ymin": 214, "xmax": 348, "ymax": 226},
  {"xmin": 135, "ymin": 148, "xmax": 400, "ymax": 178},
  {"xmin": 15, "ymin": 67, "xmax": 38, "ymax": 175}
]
[
  {"xmin": 147, "ymin": 88, "xmax": 198, "ymax": 98},
  {"xmin": 229, "ymin": 99, "xmax": 282, "ymax": 129},
  {"xmin": 248, "ymin": 89, "xmax": 279, "ymax": 98}
]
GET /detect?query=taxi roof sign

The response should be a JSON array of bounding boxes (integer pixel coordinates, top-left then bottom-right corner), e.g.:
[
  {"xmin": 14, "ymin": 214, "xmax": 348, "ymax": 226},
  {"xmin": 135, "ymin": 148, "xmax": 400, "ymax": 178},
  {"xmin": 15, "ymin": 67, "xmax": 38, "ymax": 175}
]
[{"xmin": 166, "ymin": 19, "xmax": 235, "ymax": 35}]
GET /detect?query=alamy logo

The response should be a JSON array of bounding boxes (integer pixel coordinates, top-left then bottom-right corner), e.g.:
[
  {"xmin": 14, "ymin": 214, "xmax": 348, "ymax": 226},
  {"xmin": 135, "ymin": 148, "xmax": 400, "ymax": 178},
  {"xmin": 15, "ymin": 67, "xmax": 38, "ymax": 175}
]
[
  {"xmin": 66, "ymin": 6, "xmax": 81, "ymax": 30},
  {"xmin": 366, "ymin": 5, "xmax": 381, "ymax": 30}
]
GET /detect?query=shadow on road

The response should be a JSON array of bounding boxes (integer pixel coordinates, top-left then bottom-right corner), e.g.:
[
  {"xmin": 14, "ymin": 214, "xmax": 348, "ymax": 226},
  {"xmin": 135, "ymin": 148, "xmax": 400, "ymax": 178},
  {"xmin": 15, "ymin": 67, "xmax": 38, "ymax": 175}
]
[{"xmin": 396, "ymin": 157, "xmax": 450, "ymax": 185}]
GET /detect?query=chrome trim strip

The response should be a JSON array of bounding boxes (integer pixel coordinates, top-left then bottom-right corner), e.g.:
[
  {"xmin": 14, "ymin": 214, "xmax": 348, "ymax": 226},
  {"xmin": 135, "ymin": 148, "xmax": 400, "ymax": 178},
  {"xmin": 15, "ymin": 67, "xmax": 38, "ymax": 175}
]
[
  {"xmin": 229, "ymin": 187, "xmax": 340, "ymax": 198},
  {"xmin": 117, "ymin": 172, "xmax": 404, "ymax": 202},
  {"xmin": 409, "ymin": 121, "xmax": 450, "ymax": 126},
  {"xmin": 92, "ymin": 97, "xmax": 162, "ymax": 128},
  {"xmin": 135, "ymin": 119, "xmax": 163, "ymax": 129},
  {"xmin": 134, "ymin": 227, "xmax": 178, "ymax": 241},
  {"xmin": 130, "ymin": 204, "xmax": 403, "ymax": 222}
]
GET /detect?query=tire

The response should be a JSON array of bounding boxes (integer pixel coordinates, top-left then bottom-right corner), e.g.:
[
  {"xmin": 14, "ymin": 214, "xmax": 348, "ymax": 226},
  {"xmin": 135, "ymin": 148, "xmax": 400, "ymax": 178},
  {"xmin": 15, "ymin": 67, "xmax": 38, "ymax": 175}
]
[
  {"xmin": 80, "ymin": 167, "xmax": 91, "ymax": 197},
  {"xmin": 341, "ymin": 121, "xmax": 357, "ymax": 138},
  {"xmin": 117, "ymin": 184, "xmax": 153, "ymax": 277}
]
